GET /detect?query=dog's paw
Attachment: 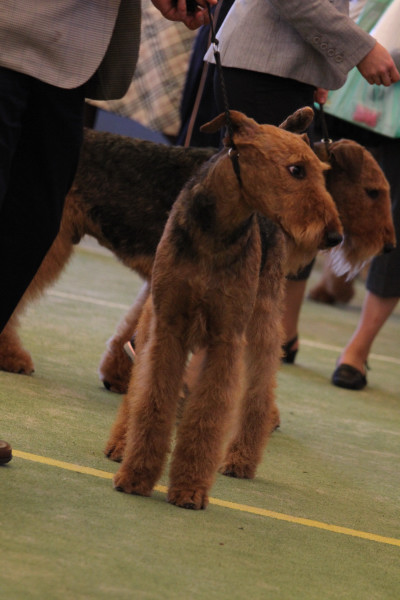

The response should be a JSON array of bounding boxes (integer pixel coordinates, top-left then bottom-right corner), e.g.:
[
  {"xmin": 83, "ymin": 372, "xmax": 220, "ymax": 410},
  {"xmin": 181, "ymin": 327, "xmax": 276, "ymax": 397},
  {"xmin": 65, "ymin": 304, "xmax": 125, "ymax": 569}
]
[
  {"xmin": 167, "ymin": 487, "xmax": 209, "ymax": 510},
  {"xmin": 98, "ymin": 345, "xmax": 132, "ymax": 394},
  {"xmin": 104, "ymin": 438, "xmax": 125, "ymax": 463},
  {"xmin": 113, "ymin": 468, "xmax": 153, "ymax": 497},
  {"xmin": 307, "ymin": 283, "xmax": 336, "ymax": 305},
  {"xmin": 0, "ymin": 348, "xmax": 35, "ymax": 375},
  {"xmin": 219, "ymin": 461, "xmax": 256, "ymax": 479}
]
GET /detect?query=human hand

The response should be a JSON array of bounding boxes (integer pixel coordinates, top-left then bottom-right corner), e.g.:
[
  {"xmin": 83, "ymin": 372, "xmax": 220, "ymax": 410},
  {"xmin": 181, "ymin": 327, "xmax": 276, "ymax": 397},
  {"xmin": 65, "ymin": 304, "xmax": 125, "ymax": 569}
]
[
  {"xmin": 314, "ymin": 88, "xmax": 329, "ymax": 105},
  {"xmin": 357, "ymin": 41, "xmax": 400, "ymax": 86},
  {"xmin": 151, "ymin": 0, "xmax": 218, "ymax": 30}
]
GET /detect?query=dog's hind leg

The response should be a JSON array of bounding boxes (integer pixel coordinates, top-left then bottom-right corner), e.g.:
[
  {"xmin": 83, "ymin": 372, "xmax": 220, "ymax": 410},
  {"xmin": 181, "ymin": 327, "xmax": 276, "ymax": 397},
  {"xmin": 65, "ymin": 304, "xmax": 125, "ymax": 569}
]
[
  {"xmin": 0, "ymin": 314, "xmax": 35, "ymax": 374},
  {"xmin": 220, "ymin": 279, "xmax": 284, "ymax": 479},
  {"xmin": 168, "ymin": 338, "xmax": 245, "ymax": 510},
  {"xmin": 99, "ymin": 281, "xmax": 150, "ymax": 394}
]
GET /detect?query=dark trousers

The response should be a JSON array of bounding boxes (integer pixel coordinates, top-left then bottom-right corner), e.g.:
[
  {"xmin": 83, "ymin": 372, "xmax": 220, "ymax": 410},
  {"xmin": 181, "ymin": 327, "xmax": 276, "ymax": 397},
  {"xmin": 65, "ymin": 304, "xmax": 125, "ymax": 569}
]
[
  {"xmin": 0, "ymin": 67, "xmax": 85, "ymax": 332},
  {"xmin": 214, "ymin": 66, "xmax": 316, "ymax": 130},
  {"xmin": 367, "ymin": 139, "xmax": 400, "ymax": 297}
]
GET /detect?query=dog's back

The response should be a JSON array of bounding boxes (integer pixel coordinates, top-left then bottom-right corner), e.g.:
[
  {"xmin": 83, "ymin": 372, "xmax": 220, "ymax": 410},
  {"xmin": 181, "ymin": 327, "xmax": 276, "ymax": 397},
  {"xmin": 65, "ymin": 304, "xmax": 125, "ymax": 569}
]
[{"xmin": 68, "ymin": 129, "xmax": 215, "ymax": 264}]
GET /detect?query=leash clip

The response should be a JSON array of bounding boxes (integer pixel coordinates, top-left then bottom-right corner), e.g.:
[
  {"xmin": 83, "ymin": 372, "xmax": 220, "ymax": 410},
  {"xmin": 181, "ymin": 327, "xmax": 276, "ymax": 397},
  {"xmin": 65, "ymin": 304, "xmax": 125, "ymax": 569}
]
[{"xmin": 228, "ymin": 146, "xmax": 242, "ymax": 186}]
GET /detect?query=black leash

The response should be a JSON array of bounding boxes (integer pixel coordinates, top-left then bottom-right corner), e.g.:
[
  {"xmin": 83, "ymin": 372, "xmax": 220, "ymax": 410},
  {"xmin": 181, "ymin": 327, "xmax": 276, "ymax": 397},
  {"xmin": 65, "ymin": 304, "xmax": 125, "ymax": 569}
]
[
  {"xmin": 318, "ymin": 102, "xmax": 332, "ymax": 157},
  {"xmin": 207, "ymin": 3, "xmax": 242, "ymax": 186}
]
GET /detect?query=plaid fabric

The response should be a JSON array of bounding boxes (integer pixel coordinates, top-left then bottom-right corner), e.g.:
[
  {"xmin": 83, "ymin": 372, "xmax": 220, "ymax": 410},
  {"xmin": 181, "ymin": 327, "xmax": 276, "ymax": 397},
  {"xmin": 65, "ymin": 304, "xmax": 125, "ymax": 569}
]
[{"xmin": 90, "ymin": 1, "xmax": 196, "ymax": 137}]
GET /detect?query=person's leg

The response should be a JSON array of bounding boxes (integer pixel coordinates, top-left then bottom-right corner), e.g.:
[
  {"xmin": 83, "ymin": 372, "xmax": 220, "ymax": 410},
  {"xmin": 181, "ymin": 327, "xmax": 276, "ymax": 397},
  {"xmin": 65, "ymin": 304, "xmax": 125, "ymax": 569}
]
[
  {"xmin": 335, "ymin": 292, "xmax": 398, "ymax": 374},
  {"xmin": 0, "ymin": 75, "xmax": 85, "ymax": 333},
  {"xmin": 280, "ymin": 280, "xmax": 307, "ymax": 359},
  {"xmin": 0, "ymin": 68, "xmax": 29, "ymax": 210}
]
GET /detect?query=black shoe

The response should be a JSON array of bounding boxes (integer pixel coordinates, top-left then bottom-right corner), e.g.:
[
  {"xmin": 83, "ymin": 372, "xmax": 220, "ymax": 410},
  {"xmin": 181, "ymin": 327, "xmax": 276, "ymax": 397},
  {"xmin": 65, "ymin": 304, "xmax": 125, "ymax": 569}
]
[
  {"xmin": 0, "ymin": 440, "xmax": 12, "ymax": 465},
  {"xmin": 331, "ymin": 363, "xmax": 367, "ymax": 390},
  {"xmin": 282, "ymin": 335, "xmax": 298, "ymax": 364}
]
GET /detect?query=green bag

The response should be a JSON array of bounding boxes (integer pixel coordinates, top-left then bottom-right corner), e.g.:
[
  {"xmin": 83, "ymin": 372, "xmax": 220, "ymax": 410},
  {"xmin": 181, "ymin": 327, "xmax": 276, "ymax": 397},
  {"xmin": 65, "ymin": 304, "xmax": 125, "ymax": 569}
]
[{"xmin": 324, "ymin": 0, "xmax": 400, "ymax": 138}]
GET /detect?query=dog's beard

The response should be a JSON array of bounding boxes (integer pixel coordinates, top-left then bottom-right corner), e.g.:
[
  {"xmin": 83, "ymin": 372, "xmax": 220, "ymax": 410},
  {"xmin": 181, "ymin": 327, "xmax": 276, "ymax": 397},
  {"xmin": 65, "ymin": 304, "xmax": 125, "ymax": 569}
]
[{"xmin": 327, "ymin": 241, "xmax": 372, "ymax": 280}]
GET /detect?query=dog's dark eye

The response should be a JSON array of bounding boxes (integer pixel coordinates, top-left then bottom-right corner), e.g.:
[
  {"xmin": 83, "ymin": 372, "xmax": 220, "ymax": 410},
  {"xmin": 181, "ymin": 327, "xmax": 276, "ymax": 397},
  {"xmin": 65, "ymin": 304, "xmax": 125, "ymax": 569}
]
[
  {"xmin": 366, "ymin": 188, "xmax": 380, "ymax": 200},
  {"xmin": 287, "ymin": 164, "xmax": 306, "ymax": 179}
]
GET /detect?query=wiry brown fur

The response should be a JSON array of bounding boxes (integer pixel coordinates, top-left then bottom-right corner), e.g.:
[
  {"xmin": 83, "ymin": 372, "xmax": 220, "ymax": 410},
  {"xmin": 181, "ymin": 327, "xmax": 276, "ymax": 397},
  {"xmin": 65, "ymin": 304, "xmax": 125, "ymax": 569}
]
[
  {"xmin": 98, "ymin": 134, "xmax": 395, "ymax": 393},
  {"xmin": 0, "ymin": 132, "xmax": 214, "ymax": 376},
  {"xmin": 307, "ymin": 140, "xmax": 397, "ymax": 305},
  {"xmin": 314, "ymin": 140, "xmax": 395, "ymax": 278},
  {"xmin": 105, "ymin": 109, "xmax": 343, "ymax": 509},
  {"xmin": 308, "ymin": 259, "xmax": 357, "ymax": 305}
]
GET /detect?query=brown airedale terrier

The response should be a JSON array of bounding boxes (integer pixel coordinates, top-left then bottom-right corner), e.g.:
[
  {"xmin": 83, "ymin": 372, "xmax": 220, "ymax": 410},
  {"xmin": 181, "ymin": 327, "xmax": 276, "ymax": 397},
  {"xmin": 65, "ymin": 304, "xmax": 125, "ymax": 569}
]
[
  {"xmin": 308, "ymin": 139, "xmax": 396, "ymax": 305},
  {"xmin": 104, "ymin": 109, "xmax": 345, "ymax": 509}
]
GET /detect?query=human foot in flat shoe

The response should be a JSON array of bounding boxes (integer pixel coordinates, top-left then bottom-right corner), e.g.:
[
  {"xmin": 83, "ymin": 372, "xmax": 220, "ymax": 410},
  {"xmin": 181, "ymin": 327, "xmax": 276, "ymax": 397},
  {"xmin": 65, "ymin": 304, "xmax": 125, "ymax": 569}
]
[{"xmin": 331, "ymin": 363, "xmax": 367, "ymax": 390}]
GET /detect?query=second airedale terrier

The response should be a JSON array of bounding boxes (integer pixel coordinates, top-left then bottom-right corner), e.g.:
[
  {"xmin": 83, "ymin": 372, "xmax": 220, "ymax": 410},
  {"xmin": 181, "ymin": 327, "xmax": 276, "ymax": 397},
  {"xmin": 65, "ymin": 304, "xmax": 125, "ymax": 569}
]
[{"xmin": 105, "ymin": 109, "xmax": 344, "ymax": 509}]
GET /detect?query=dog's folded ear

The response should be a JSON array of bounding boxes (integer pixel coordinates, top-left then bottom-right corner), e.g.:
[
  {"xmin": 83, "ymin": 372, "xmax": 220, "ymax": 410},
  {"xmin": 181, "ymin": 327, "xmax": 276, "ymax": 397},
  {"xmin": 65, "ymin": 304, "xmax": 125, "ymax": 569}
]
[
  {"xmin": 200, "ymin": 110, "xmax": 260, "ymax": 136},
  {"xmin": 279, "ymin": 107, "xmax": 314, "ymax": 133},
  {"xmin": 330, "ymin": 140, "xmax": 364, "ymax": 180}
]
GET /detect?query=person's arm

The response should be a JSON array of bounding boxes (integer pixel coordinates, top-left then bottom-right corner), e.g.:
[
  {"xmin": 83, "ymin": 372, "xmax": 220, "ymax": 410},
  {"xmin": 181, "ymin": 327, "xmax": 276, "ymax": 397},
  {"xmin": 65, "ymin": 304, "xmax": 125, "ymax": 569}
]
[
  {"xmin": 151, "ymin": 0, "xmax": 217, "ymax": 29},
  {"xmin": 267, "ymin": 0, "xmax": 399, "ymax": 86},
  {"xmin": 357, "ymin": 40, "xmax": 400, "ymax": 86}
]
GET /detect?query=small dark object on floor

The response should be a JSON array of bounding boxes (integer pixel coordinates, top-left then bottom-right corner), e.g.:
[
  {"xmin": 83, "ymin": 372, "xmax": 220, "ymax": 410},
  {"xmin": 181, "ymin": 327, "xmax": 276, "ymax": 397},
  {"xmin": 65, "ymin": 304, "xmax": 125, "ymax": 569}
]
[{"xmin": 0, "ymin": 440, "xmax": 12, "ymax": 465}]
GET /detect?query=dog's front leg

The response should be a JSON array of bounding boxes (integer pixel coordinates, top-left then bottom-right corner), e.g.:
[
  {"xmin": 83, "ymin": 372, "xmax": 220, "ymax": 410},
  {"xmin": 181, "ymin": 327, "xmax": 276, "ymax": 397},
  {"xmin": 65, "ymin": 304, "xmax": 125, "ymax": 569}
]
[
  {"xmin": 104, "ymin": 393, "xmax": 131, "ymax": 462},
  {"xmin": 113, "ymin": 320, "xmax": 188, "ymax": 497},
  {"xmin": 221, "ymin": 283, "xmax": 283, "ymax": 479},
  {"xmin": 168, "ymin": 339, "xmax": 245, "ymax": 510}
]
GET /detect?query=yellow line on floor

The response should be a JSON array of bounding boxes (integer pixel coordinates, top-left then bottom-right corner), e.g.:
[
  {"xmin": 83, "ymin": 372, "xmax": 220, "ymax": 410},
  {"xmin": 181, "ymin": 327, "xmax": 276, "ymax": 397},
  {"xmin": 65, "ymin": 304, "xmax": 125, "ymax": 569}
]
[{"xmin": 13, "ymin": 449, "xmax": 400, "ymax": 548}]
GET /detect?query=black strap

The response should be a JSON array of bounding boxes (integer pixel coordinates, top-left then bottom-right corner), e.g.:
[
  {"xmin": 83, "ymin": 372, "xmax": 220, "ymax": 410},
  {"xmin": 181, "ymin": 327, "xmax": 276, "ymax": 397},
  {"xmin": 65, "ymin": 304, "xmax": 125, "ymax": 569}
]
[
  {"xmin": 207, "ymin": 4, "xmax": 242, "ymax": 185},
  {"xmin": 318, "ymin": 102, "xmax": 332, "ymax": 157}
]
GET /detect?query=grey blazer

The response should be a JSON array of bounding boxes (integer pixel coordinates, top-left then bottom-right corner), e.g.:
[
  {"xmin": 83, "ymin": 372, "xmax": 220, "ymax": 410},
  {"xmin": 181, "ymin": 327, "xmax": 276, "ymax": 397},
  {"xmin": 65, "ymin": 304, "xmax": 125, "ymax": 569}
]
[
  {"xmin": 205, "ymin": 0, "xmax": 375, "ymax": 90},
  {"xmin": 0, "ymin": 0, "xmax": 141, "ymax": 100}
]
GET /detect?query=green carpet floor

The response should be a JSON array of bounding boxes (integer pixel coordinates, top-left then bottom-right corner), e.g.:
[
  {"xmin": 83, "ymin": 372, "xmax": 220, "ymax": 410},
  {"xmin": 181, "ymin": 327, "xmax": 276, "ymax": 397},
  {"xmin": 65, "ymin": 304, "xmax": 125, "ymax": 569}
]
[{"xmin": 1, "ymin": 242, "xmax": 399, "ymax": 599}]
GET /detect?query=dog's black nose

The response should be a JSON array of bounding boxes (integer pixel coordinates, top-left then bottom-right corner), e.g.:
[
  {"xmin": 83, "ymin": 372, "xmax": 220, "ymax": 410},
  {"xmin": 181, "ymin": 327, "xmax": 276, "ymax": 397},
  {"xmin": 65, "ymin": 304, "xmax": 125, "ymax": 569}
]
[
  {"xmin": 383, "ymin": 242, "xmax": 395, "ymax": 254},
  {"xmin": 325, "ymin": 231, "xmax": 343, "ymax": 248}
]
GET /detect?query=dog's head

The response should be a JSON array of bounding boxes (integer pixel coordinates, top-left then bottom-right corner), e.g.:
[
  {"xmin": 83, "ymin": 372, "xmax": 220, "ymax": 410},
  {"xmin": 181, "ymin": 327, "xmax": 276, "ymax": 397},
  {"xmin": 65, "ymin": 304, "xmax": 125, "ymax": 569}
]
[
  {"xmin": 314, "ymin": 139, "xmax": 396, "ymax": 278},
  {"xmin": 201, "ymin": 109, "xmax": 343, "ymax": 274}
]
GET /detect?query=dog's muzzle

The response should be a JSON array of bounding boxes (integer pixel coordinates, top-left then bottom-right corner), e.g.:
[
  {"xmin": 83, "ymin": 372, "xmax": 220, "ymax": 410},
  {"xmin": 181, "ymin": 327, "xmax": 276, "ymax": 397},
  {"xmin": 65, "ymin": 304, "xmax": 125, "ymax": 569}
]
[{"xmin": 383, "ymin": 242, "xmax": 395, "ymax": 254}]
